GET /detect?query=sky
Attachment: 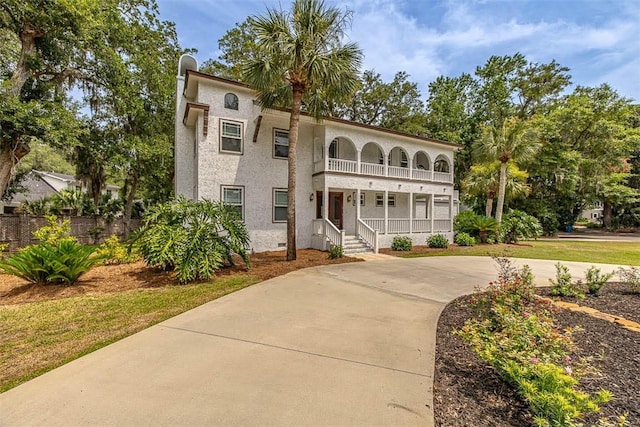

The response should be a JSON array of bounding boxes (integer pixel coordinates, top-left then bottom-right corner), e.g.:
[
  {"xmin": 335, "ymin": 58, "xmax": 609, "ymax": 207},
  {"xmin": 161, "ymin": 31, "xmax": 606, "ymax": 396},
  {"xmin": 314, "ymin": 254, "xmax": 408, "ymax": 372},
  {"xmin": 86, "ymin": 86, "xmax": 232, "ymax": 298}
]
[{"xmin": 156, "ymin": 0, "xmax": 640, "ymax": 102}]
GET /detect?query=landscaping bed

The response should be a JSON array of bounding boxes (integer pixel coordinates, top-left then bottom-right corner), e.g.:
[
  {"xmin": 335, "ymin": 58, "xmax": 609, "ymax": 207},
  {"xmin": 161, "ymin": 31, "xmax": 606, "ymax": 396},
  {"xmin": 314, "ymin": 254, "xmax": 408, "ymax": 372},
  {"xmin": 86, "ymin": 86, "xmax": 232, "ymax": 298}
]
[
  {"xmin": 434, "ymin": 293, "xmax": 640, "ymax": 426},
  {"xmin": 0, "ymin": 249, "xmax": 361, "ymax": 305}
]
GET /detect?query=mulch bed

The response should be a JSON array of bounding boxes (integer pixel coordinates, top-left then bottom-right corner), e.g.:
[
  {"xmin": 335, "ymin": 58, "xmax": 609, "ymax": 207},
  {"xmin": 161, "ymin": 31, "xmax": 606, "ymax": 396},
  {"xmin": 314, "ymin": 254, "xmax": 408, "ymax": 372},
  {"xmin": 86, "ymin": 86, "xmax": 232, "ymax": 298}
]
[
  {"xmin": 0, "ymin": 249, "xmax": 361, "ymax": 306},
  {"xmin": 434, "ymin": 293, "xmax": 640, "ymax": 426}
]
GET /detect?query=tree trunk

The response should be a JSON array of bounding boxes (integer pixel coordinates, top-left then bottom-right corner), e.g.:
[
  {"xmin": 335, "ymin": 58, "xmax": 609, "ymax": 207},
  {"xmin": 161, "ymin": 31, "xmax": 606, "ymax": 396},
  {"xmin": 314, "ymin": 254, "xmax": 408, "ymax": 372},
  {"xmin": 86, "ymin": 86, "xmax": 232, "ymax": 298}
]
[
  {"xmin": 286, "ymin": 89, "xmax": 303, "ymax": 261},
  {"xmin": 495, "ymin": 162, "xmax": 508, "ymax": 222},
  {"xmin": 0, "ymin": 141, "xmax": 30, "ymax": 198},
  {"xmin": 122, "ymin": 173, "xmax": 139, "ymax": 240},
  {"xmin": 602, "ymin": 199, "xmax": 613, "ymax": 229},
  {"xmin": 11, "ymin": 22, "xmax": 42, "ymax": 97}
]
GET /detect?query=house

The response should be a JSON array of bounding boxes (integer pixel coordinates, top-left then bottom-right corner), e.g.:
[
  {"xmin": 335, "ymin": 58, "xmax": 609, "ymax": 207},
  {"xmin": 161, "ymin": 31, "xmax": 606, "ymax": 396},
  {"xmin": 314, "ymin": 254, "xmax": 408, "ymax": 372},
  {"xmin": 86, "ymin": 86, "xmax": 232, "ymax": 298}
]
[
  {"xmin": 175, "ymin": 55, "xmax": 460, "ymax": 253},
  {"xmin": 1, "ymin": 170, "xmax": 119, "ymax": 214}
]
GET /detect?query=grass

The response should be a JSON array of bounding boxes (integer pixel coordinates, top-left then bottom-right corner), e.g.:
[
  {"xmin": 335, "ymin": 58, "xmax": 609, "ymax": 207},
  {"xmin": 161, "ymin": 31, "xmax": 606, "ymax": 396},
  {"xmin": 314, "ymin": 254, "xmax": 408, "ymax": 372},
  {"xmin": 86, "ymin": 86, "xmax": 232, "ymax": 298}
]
[
  {"xmin": 0, "ymin": 275, "xmax": 260, "ymax": 393},
  {"xmin": 401, "ymin": 240, "xmax": 640, "ymax": 266}
]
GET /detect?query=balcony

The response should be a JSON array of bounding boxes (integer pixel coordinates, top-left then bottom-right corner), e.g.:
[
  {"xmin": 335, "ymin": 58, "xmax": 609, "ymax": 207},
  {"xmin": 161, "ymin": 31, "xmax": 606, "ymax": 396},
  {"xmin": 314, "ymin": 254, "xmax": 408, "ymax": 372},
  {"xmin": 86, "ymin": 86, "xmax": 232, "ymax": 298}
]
[{"xmin": 316, "ymin": 159, "xmax": 453, "ymax": 183}]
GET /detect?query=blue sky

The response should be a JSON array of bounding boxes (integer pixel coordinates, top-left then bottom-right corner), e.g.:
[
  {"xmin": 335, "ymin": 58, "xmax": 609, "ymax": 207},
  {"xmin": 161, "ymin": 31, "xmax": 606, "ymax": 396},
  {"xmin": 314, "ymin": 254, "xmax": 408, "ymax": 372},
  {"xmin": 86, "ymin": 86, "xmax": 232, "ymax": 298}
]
[{"xmin": 157, "ymin": 0, "xmax": 640, "ymax": 102}]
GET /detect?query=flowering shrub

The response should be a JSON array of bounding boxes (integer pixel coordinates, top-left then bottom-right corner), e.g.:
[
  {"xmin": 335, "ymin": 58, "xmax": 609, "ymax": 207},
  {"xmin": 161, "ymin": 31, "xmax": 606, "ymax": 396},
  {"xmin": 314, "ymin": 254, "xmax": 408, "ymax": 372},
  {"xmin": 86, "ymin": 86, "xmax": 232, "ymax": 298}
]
[
  {"xmin": 457, "ymin": 258, "xmax": 610, "ymax": 426},
  {"xmin": 617, "ymin": 266, "xmax": 640, "ymax": 293}
]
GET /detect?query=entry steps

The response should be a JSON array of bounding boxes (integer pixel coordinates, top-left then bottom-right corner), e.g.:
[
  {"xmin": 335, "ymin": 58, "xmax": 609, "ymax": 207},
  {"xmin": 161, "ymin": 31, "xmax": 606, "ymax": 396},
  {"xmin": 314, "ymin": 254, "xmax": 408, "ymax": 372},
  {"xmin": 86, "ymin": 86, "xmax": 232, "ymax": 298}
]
[{"xmin": 342, "ymin": 235, "xmax": 374, "ymax": 254}]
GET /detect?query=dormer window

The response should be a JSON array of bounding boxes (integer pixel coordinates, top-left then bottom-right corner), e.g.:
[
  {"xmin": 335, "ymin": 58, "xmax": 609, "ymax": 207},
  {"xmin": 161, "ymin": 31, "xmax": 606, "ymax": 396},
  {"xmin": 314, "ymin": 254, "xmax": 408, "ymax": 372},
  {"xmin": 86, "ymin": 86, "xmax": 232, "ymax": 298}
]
[{"xmin": 224, "ymin": 93, "xmax": 239, "ymax": 110}]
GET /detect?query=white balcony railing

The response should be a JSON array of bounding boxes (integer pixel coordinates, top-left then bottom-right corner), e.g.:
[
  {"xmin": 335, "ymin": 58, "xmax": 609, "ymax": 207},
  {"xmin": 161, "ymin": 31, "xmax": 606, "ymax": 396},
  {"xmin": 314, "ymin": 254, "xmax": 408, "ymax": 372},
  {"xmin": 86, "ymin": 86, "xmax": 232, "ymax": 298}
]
[
  {"xmin": 327, "ymin": 158, "xmax": 357, "ymax": 174},
  {"xmin": 360, "ymin": 162, "xmax": 384, "ymax": 176},
  {"xmin": 433, "ymin": 171, "xmax": 453, "ymax": 183},
  {"xmin": 387, "ymin": 165, "xmax": 410, "ymax": 179},
  {"xmin": 412, "ymin": 169, "xmax": 432, "ymax": 181}
]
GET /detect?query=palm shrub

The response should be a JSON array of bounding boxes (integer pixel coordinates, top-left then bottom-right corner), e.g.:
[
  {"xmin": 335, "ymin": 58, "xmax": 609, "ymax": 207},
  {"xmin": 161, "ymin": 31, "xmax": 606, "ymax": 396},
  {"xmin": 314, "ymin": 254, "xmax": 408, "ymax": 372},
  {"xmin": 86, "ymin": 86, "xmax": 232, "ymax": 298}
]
[
  {"xmin": 427, "ymin": 234, "xmax": 449, "ymax": 248},
  {"xmin": 500, "ymin": 210, "xmax": 543, "ymax": 243},
  {"xmin": 0, "ymin": 240, "xmax": 100, "ymax": 285},
  {"xmin": 391, "ymin": 236, "xmax": 412, "ymax": 251},
  {"xmin": 470, "ymin": 215, "xmax": 499, "ymax": 244},
  {"xmin": 134, "ymin": 198, "xmax": 251, "ymax": 283}
]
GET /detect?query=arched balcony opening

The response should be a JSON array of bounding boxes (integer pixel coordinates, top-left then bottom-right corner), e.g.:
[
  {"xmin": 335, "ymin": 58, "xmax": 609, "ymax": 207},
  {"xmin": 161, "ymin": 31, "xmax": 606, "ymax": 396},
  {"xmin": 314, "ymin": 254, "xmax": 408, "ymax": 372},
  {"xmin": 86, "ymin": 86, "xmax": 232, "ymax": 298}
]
[
  {"xmin": 360, "ymin": 142, "xmax": 385, "ymax": 176},
  {"xmin": 388, "ymin": 147, "xmax": 410, "ymax": 179},
  {"xmin": 434, "ymin": 155, "xmax": 452, "ymax": 182},
  {"xmin": 412, "ymin": 151, "xmax": 432, "ymax": 180},
  {"xmin": 327, "ymin": 137, "xmax": 357, "ymax": 173}
]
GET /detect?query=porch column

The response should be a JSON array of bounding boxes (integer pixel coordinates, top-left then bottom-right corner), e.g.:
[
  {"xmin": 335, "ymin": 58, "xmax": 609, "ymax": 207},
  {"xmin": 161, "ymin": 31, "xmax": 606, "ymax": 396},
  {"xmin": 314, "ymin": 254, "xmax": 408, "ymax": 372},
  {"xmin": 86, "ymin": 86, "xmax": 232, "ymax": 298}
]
[
  {"xmin": 323, "ymin": 183, "xmax": 329, "ymax": 222},
  {"xmin": 356, "ymin": 150, "xmax": 361, "ymax": 175},
  {"xmin": 384, "ymin": 190, "xmax": 388, "ymax": 234},
  {"xmin": 449, "ymin": 194, "xmax": 454, "ymax": 232},
  {"xmin": 409, "ymin": 191, "xmax": 413, "ymax": 233},
  {"xmin": 324, "ymin": 139, "xmax": 329, "ymax": 172},
  {"xmin": 355, "ymin": 188, "xmax": 361, "ymax": 230},
  {"xmin": 383, "ymin": 154, "xmax": 388, "ymax": 177},
  {"xmin": 430, "ymin": 194, "xmax": 435, "ymax": 233}
]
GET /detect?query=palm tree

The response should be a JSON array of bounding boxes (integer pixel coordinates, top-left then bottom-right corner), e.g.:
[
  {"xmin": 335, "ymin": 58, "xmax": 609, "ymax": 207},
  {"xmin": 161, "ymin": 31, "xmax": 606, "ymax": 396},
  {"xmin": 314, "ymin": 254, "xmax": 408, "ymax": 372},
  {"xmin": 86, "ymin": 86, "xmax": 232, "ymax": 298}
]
[
  {"xmin": 473, "ymin": 118, "xmax": 539, "ymax": 222},
  {"xmin": 243, "ymin": 0, "xmax": 362, "ymax": 261},
  {"xmin": 463, "ymin": 161, "xmax": 530, "ymax": 217}
]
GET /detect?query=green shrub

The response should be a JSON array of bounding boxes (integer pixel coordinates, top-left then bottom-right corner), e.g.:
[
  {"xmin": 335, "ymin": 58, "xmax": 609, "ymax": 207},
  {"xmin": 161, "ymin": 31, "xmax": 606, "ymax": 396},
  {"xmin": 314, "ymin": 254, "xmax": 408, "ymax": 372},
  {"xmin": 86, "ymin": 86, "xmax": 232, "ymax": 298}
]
[
  {"xmin": 453, "ymin": 210, "xmax": 478, "ymax": 234},
  {"xmin": 427, "ymin": 234, "xmax": 449, "ymax": 248},
  {"xmin": 391, "ymin": 236, "xmax": 413, "ymax": 251},
  {"xmin": 585, "ymin": 266, "xmax": 614, "ymax": 296},
  {"xmin": 328, "ymin": 244, "xmax": 343, "ymax": 259},
  {"xmin": 0, "ymin": 240, "xmax": 100, "ymax": 285},
  {"xmin": 617, "ymin": 266, "xmax": 640, "ymax": 293},
  {"xmin": 500, "ymin": 210, "xmax": 543, "ymax": 243},
  {"xmin": 33, "ymin": 215, "xmax": 75, "ymax": 245},
  {"xmin": 550, "ymin": 263, "xmax": 584, "ymax": 299},
  {"xmin": 134, "ymin": 198, "xmax": 251, "ymax": 283},
  {"xmin": 96, "ymin": 235, "xmax": 139, "ymax": 265},
  {"xmin": 454, "ymin": 232, "xmax": 475, "ymax": 246},
  {"xmin": 454, "ymin": 211, "xmax": 500, "ymax": 243}
]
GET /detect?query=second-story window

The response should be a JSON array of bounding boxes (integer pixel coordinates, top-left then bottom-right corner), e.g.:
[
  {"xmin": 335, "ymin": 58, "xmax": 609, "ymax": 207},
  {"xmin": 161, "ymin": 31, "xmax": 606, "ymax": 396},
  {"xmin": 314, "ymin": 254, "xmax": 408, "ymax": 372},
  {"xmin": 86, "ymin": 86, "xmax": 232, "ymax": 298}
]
[
  {"xmin": 274, "ymin": 129, "xmax": 289, "ymax": 158},
  {"xmin": 329, "ymin": 139, "xmax": 338, "ymax": 159},
  {"xmin": 224, "ymin": 93, "xmax": 239, "ymax": 110},
  {"xmin": 220, "ymin": 120, "xmax": 243, "ymax": 154}
]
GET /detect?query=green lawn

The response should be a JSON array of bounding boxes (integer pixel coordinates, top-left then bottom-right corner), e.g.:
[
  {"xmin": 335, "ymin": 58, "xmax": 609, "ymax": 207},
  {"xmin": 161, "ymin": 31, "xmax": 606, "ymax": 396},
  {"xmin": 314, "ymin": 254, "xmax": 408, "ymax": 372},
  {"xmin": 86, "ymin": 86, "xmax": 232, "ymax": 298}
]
[
  {"xmin": 0, "ymin": 275, "xmax": 260, "ymax": 393},
  {"xmin": 402, "ymin": 240, "xmax": 640, "ymax": 266}
]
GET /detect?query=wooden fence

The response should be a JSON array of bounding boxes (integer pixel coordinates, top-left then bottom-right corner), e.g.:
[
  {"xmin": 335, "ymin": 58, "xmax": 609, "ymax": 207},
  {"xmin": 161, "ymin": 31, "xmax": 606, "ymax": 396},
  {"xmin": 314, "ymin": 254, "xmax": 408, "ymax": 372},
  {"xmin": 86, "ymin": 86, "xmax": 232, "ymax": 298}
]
[{"xmin": 0, "ymin": 215, "xmax": 141, "ymax": 251}]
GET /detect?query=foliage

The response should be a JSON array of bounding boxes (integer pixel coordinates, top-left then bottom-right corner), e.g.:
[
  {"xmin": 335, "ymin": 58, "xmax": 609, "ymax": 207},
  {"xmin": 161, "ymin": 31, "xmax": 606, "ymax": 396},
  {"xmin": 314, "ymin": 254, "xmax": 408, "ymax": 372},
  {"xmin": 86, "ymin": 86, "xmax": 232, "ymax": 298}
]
[
  {"xmin": 0, "ymin": 240, "xmax": 99, "ymax": 285},
  {"xmin": 96, "ymin": 235, "xmax": 139, "ymax": 265},
  {"xmin": 32, "ymin": 216, "xmax": 74, "ymax": 245},
  {"xmin": 242, "ymin": 0, "xmax": 362, "ymax": 261},
  {"xmin": 391, "ymin": 236, "xmax": 413, "ymax": 251},
  {"xmin": 500, "ymin": 210, "xmax": 543, "ymax": 243},
  {"xmin": 328, "ymin": 245, "xmax": 344, "ymax": 259},
  {"xmin": 454, "ymin": 232, "xmax": 476, "ymax": 246},
  {"xmin": 470, "ymin": 214, "xmax": 500, "ymax": 243},
  {"xmin": 427, "ymin": 234, "xmax": 449, "ymax": 248},
  {"xmin": 585, "ymin": 266, "xmax": 614, "ymax": 296},
  {"xmin": 617, "ymin": 266, "xmax": 640, "ymax": 293},
  {"xmin": 457, "ymin": 258, "xmax": 610, "ymax": 426},
  {"xmin": 134, "ymin": 198, "xmax": 250, "ymax": 283},
  {"xmin": 550, "ymin": 263, "xmax": 584, "ymax": 299}
]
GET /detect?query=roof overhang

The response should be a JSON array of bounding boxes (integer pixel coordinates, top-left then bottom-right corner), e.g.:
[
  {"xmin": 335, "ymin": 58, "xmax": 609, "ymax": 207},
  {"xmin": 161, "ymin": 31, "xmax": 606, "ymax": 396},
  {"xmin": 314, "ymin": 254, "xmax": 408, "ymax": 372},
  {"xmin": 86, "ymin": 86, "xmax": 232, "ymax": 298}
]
[{"xmin": 183, "ymin": 102, "xmax": 210, "ymax": 136}]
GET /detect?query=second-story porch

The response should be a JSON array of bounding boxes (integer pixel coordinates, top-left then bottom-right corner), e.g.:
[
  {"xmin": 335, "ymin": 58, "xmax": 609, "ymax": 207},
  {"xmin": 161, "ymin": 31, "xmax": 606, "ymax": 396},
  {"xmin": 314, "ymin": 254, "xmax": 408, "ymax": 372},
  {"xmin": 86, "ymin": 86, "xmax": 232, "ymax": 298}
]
[{"xmin": 312, "ymin": 137, "xmax": 454, "ymax": 184}]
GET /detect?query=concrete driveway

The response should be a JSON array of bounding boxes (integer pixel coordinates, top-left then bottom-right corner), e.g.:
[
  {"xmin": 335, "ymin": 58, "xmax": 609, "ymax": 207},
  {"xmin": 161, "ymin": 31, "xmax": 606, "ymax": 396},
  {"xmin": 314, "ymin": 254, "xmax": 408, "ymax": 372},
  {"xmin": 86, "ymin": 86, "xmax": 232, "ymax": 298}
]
[{"xmin": 0, "ymin": 256, "xmax": 622, "ymax": 426}]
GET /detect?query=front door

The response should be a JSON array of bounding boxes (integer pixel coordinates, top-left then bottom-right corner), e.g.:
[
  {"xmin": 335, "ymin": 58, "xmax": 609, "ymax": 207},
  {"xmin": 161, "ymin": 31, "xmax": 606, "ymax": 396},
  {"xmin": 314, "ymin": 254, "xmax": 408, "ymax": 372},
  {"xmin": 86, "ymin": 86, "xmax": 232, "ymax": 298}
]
[{"xmin": 328, "ymin": 192, "xmax": 343, "ymax": 229}]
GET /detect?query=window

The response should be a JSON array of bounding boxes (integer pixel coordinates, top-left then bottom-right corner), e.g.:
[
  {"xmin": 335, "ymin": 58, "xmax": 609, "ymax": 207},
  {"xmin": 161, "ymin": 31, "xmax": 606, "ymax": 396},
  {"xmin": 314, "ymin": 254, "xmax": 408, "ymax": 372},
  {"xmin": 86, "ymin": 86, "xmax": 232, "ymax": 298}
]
[
  {"xmin": 274, "ymin": 129, "xmax": 289, "ymax": 158},
  {"xmin": 222, "ymin": 186, "xmax": 244, "ymax": 219},
  {"xmin": 329, "ymin": 139, "xmax": 338, "ymax": 159},
  {"xmin": 220, "ymin": 120, "xmax": 243, "ymax": 154},
  {"xmin": 224, "ymin": 93, "xmax": 239, "ymax": 110},
  {"xmin": 273, "ymin": 189, "xmax": 287, "ymax": 222},
  {"xmin": 360, "ymin": 193, "xmax": 365, "ymax": 206},
  {"xmin": 378, "ymin": 151, "xmax": 384, "ymax": 165},
  {"xmin": 375, "ymin": 193, "xmax": 384, "ymax": 207},
  {"xmin": 388, "ymin": 194, "xmax": 396, "ymax": 207}
]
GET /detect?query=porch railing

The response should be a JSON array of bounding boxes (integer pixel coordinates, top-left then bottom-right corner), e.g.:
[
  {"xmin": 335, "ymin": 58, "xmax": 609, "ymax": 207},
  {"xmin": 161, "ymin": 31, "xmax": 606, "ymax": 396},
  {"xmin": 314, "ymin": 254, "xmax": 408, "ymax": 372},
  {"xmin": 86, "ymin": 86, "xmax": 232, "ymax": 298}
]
[
  {"xmin": 433, "ymin": 171, "xmax": 453, "ymax": 183},
  {"xmin": 412, "ymin": 169, "xmax": 432, "ymax": 181},
  {"xmin": 387, "ymin": 165, "xmax": 410, "ymax": 179},
  {"xmin": 357, "ymin": 219, "xmax": 378, "ymax": 253},
  {"xmin": 360, "ymin": 162, "xmax": 384, "ymax": 176},
  {"xmin": 387, "ymin": 219, "xmax": 410, "ymax": 234},
  {"xmin": 433, "ymin": 219, "xmax": 452, "ymax": 232},
  {"xmin": 412, "ymin": 219, "xmax": 431, "ymax": 233},
  {"xmin": 324, "ymin": 218, "xmax": 344, "ymax": 247},
  {"xmin": 328, "ymin": 158, "xmax": 357, "ymax": 174},
  {"xmin": 362, "ymin": 218, "xmax": 384, "ymax": 233}
]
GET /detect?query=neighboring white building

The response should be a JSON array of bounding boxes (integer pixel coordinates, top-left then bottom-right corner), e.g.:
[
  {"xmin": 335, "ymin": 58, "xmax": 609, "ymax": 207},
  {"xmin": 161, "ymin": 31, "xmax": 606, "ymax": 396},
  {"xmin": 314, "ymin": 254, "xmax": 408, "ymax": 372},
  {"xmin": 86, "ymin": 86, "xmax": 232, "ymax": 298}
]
[{"xmin": 175, "ymin": 55, "xmax": 460, "ymax": 253}]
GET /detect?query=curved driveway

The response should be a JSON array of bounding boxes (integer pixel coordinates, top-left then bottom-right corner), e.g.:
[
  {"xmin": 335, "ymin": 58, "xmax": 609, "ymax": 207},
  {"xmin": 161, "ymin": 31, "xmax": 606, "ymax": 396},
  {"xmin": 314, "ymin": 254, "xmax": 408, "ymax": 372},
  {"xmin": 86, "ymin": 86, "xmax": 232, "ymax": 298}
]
[{"xmin": 0, "ymin": 256, "xmax": 622, "ymax": 426}]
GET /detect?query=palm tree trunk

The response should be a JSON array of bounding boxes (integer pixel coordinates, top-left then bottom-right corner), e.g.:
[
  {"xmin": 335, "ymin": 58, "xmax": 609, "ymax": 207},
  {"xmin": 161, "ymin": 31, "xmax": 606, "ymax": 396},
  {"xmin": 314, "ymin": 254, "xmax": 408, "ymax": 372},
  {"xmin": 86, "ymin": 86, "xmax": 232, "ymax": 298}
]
[
  {"xmin": 286, "ymin": 88, "xmax": 303, "ymax": 261},
  {"xmin": 495, "ymin": 162, "xmax": 508, "ymax": 222},
  {"xmin": 485, "ymin": 196, "xmax": 494, "ymax": 218}
]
